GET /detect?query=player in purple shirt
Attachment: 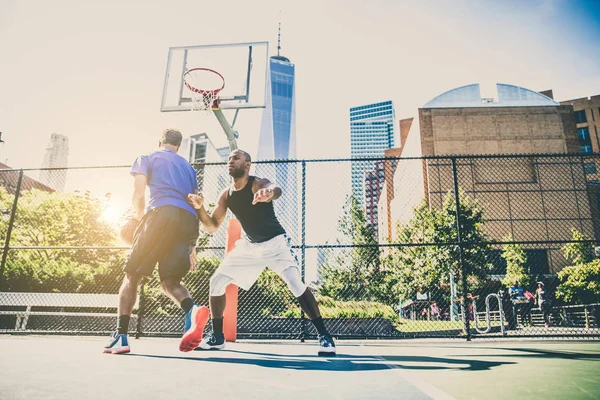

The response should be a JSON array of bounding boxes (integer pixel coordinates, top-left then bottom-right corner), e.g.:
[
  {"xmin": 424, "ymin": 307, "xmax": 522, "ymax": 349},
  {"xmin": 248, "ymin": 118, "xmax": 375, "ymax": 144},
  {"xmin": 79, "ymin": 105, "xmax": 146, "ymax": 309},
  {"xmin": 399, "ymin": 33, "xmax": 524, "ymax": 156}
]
[{"xmin": 104, "ymin": 129, "xmax": 208, "ymax": 354}]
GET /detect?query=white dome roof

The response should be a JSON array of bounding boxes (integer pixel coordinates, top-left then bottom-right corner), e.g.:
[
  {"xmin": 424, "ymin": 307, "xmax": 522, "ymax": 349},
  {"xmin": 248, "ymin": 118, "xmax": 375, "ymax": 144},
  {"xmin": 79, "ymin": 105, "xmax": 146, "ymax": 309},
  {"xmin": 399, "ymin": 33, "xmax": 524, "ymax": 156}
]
[{"xmin": 423, "ymin": 83, "xmax": 559, "ymax": 108}]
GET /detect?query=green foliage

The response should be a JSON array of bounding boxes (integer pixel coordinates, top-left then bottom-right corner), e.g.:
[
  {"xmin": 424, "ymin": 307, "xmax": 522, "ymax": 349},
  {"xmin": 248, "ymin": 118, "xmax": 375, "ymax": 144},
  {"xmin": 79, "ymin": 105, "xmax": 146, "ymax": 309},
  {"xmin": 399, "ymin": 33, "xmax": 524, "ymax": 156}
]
[
  {"xmin": 562, "ymin": 229, "xmax": 594, "ymax": 266},
  {"xmin": 1, "ymin": 187, "xmax": 124, "ymax": 293},
  {"xmin": 277, "ymin": 294, "xmax": 398, "ymax": 322},
  {"xmin": 382, "ymin": 191, "xmax": 492, "ymax": 304},
  {"xmin": 501, "ymin": 236, "xmax": 530, "ymax": 288},
  {"xmin": 318, "ymin": 195, "xmax": 385, "ymax": 303},
  {"xmin": 556, "ymin": 260, "xmax": 600, "ymax": 304},
  {"xmin": 556, "ymin": 229, "xmax": 600, "ymax": 304}
]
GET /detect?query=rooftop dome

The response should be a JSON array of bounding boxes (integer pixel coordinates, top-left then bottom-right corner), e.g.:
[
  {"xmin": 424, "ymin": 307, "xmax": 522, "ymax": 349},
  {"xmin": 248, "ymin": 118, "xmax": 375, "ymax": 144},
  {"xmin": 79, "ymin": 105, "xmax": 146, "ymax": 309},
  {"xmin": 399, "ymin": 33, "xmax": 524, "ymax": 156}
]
[{"xmin": 423, "ymin": 83, "xmax": 559, "ymax": 108}]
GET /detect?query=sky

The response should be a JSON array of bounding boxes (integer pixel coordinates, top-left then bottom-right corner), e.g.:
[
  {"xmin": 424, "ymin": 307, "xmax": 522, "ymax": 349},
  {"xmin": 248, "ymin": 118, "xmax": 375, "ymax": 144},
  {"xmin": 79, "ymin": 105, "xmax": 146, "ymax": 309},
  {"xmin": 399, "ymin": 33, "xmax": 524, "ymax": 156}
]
[{"xmin": 1, "ymin": 0, "xmax": 599, "ymax": 264}]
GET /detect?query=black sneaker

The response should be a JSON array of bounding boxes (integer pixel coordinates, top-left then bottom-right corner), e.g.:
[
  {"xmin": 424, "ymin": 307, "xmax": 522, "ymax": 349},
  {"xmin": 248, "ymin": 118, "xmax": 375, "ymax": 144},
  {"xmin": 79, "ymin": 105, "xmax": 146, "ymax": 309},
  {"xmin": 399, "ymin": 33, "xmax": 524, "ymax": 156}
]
[
  {"xmin": 197, "ymin": 332, "xmax": 225, "ymax": 350},
  {"xmin": 318, "ymin": 333, "xmax": 336, "ymax": 356}
]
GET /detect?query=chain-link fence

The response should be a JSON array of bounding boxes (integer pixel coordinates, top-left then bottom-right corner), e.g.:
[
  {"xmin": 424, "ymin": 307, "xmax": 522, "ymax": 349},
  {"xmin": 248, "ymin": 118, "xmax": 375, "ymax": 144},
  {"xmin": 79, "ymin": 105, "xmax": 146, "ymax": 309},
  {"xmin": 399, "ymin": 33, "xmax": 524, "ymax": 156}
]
[{"xmin": 1, "ymin": 153, "xmax": 599, "ymax": 340}]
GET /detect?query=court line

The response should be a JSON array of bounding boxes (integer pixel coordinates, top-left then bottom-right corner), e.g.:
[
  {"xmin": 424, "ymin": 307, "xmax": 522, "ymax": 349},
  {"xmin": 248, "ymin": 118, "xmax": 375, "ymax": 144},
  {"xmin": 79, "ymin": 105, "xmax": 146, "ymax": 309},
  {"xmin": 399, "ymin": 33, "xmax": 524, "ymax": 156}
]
[{"xmin": 373, "ymin": 355, "xmax": 455, "ymax": 400}]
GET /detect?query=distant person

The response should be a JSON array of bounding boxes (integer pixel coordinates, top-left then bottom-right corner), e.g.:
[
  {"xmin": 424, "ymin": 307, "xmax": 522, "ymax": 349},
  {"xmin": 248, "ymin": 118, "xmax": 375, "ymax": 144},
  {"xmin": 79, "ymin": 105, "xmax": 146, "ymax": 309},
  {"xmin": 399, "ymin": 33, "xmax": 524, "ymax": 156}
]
[
  {"xmin": 501, "ymin": 289, "xmax": 517, "ymax": 330},
  {"xmin": 536, "ymin": 282, "xmax": 552, "ymax": 328},
  {"xmin": 104, "ymin": 129, "xmax": 208, "ymax": 355},
  {"xmin": 508, "ymin": 280, "xmax": 525, "ymax": 326},
  {"xmin": 508, "ymin": 280, "xmax": 524, "ymax": 300},
  {"xmin": 431, "ymin": 302, "xmax": 440, "ymax": 321},
  {"xmin": 522, "ymin": 290, "xmax": 535, "ymax": 326},
  {"xmin": 186, "ymin": 149, "xmax": 336, "ymax": 356}
]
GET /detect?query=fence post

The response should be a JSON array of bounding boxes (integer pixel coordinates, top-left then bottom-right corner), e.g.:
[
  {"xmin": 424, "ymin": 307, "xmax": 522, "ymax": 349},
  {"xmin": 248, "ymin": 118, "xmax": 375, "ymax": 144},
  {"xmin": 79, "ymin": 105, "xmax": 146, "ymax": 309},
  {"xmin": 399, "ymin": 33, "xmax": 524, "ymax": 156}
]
[
  {"xmin": 451, "ymin": 158, "xmax": 471, "ymax": 341},
  {"xmin": 0, "ymin": 169, "xmax": 23, "ymax": 291},
  {"xmin": 300, "ymin": 160, "xmax": 307, "ymax": 342},
  {"xmin": 135, "ymin": 280, "xmax": 146, "ymax": 339}
]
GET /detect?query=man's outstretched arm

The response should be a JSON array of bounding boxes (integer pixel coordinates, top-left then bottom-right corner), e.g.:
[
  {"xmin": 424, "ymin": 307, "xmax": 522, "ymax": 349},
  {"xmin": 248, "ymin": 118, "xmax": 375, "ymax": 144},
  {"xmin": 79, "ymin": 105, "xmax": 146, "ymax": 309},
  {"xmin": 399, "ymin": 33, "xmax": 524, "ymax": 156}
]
[
  {"xmin": 252, "ymin": 178, "xmax": 282, "ymax": 204},
  {"xmin": 187, "ymin": 189, "xmax": 228, "ymax": 233}
]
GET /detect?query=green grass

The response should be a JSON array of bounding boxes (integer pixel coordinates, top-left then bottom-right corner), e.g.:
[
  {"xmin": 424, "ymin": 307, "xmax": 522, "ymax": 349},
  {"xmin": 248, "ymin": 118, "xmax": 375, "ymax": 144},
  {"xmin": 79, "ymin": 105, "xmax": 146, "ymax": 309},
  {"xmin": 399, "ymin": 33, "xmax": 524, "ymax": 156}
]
[{"xmin": 396, "ymin": 319, "xmax": 504, "ymax": 333}]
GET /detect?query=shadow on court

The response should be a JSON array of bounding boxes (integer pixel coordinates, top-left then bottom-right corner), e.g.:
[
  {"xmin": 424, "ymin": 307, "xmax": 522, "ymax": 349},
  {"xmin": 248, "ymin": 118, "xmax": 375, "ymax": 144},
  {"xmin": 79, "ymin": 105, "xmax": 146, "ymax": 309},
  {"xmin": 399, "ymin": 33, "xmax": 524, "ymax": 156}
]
[
  {"xmin": 455, "ymin": 347, "xmax": 600, "ymax": 361},
  {"xmin": 126, "ymin": 349, "xmax": 515, "ymax": 372}
]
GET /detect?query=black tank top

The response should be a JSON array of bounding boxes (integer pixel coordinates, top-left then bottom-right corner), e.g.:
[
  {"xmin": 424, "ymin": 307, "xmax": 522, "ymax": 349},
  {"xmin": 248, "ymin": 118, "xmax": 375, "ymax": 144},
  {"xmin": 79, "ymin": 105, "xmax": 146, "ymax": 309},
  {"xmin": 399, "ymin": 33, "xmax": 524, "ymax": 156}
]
[{"xmin": 226, "ymin": 176, "xmax": 286, "ymax": 243}]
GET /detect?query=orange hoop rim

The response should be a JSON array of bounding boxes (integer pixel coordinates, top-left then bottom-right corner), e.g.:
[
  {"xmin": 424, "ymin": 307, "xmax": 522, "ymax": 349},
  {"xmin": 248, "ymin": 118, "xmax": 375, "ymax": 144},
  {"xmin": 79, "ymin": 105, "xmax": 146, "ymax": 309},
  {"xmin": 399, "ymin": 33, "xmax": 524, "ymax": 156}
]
[{"xmin": 183, "ymin": 67, "xmax": 225, "ymax": 95}]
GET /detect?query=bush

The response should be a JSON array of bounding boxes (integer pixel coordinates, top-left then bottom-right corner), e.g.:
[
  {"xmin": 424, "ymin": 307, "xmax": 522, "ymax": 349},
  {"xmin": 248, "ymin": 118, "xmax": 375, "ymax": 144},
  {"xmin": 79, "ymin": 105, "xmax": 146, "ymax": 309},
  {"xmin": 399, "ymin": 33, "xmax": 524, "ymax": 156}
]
[{"xmin": 276, "ymin": 294, "xmax": 399, "ymax": 323}]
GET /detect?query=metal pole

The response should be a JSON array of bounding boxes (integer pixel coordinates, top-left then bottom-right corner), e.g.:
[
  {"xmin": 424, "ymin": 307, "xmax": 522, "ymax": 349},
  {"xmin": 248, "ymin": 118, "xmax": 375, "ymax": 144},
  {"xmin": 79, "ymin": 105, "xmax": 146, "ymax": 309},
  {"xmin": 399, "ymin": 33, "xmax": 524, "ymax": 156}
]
[
  {"xmin": 300, "ymin": 160, "xmax": 307, "ymax": 342},
  {"xmin": 451, "ymin": 158, "xmax": 470, "ymax": 341},
  {"xmin": 212, "ymin": 109, "xmax": 238, "ymax": 151},
  {"xmin": 0, "ymin": 169, "xmax": 23, "ymax": 291}
]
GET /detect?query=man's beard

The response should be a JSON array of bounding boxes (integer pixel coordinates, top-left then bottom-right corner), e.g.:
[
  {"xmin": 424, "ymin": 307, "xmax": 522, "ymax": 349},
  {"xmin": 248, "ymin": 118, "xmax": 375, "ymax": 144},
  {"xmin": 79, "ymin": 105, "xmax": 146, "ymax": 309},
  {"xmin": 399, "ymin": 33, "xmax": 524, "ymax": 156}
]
[{"xmin": 229, "ymin": 167, "xmax": 245, "ymax": 178}]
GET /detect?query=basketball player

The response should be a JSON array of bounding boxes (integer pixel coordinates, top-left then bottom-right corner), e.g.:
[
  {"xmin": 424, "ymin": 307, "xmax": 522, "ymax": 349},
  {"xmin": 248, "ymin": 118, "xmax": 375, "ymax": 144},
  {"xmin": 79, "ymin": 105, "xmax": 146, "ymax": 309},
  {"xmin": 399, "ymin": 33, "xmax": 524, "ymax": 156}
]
[
  {"xmin": 104, "ymin": 129, "xmax": 209, "ymax": 354},
  {"xmin": 186, "ymin": 149, "xmax": 336, "ymax": 356}
]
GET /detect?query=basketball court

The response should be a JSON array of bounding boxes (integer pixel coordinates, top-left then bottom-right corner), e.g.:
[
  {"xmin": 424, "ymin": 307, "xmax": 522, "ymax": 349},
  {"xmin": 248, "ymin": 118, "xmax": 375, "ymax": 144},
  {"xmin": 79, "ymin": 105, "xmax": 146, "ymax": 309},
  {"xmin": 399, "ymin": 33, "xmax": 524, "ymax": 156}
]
[{"xmin": 1, "ymin": 335, "xmax": 598, "ymax": 400}]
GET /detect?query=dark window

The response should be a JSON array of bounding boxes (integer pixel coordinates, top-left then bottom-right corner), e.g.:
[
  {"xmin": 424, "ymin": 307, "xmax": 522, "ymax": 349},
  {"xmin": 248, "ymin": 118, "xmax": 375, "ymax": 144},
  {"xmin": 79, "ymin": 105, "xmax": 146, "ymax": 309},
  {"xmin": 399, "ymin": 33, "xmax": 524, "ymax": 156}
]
[
  {"xmin": 578, "ymin": 127, "xmax": 591, "ymax": 143},
  {"xmin": 527, "ymin": 249, "xmax": 549, "ymax": 276},
  {"xmin": 581, "ymin": 145, "xmax": 593, "ymax": 154},
  {"xmin": 488, "ymin": 250, "xmax": 507, "ymax": 275},
  {"xmin": 487, "ymin": 249, "xmax": 549, "ymax": 277},
  {"xmin": 574, "ymin": 110, "xmax": 587, "ymax": 124}
]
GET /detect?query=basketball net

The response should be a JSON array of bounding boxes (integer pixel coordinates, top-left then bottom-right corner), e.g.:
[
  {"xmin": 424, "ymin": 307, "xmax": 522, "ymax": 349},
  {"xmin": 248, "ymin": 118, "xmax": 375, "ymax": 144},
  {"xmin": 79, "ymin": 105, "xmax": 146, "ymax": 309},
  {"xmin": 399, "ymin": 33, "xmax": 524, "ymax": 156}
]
[
  {"xmin": 184, "ymin": 68, "xmax": 225, "ymax": 113},
  {"xmin": 191, "ymin": 92, "xmax": 219, "ymax": 112}
]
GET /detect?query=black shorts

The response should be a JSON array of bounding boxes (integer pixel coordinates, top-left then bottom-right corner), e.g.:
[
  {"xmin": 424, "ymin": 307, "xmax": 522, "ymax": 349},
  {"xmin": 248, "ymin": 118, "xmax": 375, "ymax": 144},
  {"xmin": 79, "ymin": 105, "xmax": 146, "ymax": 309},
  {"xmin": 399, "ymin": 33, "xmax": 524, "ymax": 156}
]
[{"xmin": 124, "ymin": 206, "xmax": 199, "ymax": 281}]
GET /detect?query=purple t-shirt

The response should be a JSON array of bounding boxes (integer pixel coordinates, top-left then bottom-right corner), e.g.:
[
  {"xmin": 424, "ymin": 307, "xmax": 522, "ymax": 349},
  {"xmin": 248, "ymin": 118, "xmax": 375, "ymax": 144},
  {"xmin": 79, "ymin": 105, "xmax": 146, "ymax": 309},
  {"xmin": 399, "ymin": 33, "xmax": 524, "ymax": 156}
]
[{"xmin": 131, "ymin": 149, "xmax": 198, "ymax": 217}]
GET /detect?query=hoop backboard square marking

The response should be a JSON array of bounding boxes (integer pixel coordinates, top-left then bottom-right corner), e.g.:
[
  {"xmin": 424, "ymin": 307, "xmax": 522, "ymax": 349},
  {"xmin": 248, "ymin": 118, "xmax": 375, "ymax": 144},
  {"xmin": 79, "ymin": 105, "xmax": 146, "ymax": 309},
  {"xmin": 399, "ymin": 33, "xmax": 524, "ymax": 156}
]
[{"xmin": 161, "ymin": 41, "xmax": 268, "ymax": 112}]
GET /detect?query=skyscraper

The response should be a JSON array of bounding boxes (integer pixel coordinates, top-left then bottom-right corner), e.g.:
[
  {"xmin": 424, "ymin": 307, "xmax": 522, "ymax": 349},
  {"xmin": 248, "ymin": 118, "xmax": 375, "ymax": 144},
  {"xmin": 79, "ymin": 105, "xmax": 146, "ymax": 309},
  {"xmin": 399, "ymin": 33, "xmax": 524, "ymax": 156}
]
[
  {"xmin": 39, "ymin": 133, "xmax": 69, "ymax": 192},
  {"xmin": 256, "ymin": 26, "xmax": 298, "ymax": 241},
  {"xmin": 350, "ymin": 101, "xmax": 396, "ymax": 205}
]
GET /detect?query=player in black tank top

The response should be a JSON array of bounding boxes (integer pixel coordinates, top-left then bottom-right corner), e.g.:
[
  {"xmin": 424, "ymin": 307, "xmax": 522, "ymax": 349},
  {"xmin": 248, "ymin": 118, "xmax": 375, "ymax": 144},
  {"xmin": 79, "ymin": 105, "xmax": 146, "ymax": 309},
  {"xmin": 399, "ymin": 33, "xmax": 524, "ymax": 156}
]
[
  {"xmin": 226, "ymin": 176, "xmax": 286, "ymax": 243},
  {"xmin": 187, "ymin": 149, "xmax": 336, "ymax": 356}
]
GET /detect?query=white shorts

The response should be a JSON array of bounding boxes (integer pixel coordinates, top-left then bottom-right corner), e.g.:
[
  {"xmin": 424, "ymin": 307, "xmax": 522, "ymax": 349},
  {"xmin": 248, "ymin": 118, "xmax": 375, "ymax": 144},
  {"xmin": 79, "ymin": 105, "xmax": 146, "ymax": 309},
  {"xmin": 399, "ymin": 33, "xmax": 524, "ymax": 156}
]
[{"xmin": 215, "ymin": 234, "xmax": 299, "ymax": 291}]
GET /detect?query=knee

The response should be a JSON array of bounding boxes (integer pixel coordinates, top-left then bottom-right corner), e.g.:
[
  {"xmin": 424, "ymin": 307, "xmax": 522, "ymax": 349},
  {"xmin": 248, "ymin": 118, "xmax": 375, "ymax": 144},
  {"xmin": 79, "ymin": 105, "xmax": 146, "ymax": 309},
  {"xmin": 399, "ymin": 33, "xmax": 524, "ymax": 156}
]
[
  {"xmin": 160, "ymin": 279, "xmax": 177, "ymax": 294},
  {"xmin": 121, "ymin": 274, "xmax": 141, "ymax": 290},
  {"xmin": 209, "ymin": 273, "xmax": 232, "ymax": 297},
  {"xmin": 280, "ymin": 267, "xmax": 307, "ymax": 298}
]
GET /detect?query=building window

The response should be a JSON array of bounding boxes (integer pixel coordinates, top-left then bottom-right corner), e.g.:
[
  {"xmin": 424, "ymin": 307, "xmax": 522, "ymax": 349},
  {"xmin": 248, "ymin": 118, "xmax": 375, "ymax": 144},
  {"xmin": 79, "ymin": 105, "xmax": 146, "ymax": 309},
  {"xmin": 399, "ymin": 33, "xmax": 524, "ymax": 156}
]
[
  {"xmin": 581, "ymin": 145, "xmax": 593, "ymax": 154},
  {"xmin": 578, "ymin": 127, "xmax": 590, "ymax": 142},
  {"xmin": 574, "ymin": 110, "xmax": 587, "ymax": 124},
  {"xmin": 488, "ymin": 249, "xmax": 549, "ymax": 276}
]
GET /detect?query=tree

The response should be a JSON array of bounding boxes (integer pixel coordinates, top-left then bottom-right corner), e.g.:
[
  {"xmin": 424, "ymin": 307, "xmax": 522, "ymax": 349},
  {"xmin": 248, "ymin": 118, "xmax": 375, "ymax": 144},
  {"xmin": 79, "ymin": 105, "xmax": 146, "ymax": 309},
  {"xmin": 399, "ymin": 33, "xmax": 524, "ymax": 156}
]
[
  {"xmin": 0, "ymin": 186, "xmax": 214, "ymax": 296},
  {"xmin": 561, "ymin": 229, "xmax": 594, "ymax": 266},
  {"xmin": 556, "ymin": 229, "xmax": 600, "ymax": 304},
  {"xmin": 382, "ymin": 191, "xmax": 492, "ymax": 306},
  {"xmin": 501, "ymin": 236, "xmax": 530, "ymax": 289},
  {"xmin": 318, "ymin": 195, "xmax": 382, "ymax": 302},
  {"xmin": 1, "ymin": 187, "xmax": 123, "ymax": 293}
]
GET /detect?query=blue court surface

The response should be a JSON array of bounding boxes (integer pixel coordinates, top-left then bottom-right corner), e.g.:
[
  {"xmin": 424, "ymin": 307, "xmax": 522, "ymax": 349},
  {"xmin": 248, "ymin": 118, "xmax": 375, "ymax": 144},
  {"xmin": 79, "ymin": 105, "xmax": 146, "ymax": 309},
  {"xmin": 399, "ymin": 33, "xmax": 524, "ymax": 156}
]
[{"xmin": 0, "ymin": 335, "xmax": 598, "ymax": 400}]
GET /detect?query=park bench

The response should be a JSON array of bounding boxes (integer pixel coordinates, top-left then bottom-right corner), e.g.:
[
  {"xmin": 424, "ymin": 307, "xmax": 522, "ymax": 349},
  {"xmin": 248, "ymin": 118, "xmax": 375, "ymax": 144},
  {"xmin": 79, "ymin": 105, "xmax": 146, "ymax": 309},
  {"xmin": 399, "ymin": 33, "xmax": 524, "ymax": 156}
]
[{"xmin": 0, "ymin": 292, "xmax": 139, "ymax": 331}]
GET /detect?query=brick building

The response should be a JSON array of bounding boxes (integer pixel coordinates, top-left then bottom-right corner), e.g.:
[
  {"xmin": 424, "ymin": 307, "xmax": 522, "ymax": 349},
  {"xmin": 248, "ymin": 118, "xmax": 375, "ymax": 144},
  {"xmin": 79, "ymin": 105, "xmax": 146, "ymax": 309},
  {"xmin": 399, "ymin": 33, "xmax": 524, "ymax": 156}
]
[{"xmin": 386, "ymin": 83, "xmax": 596, "ymax": 275}]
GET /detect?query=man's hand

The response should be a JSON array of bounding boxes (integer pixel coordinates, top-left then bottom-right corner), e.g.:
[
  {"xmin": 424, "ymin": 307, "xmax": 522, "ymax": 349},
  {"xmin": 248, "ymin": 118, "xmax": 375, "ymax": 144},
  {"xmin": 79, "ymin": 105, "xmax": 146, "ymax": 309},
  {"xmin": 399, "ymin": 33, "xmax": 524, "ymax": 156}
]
[
  {"xmin": 252, "ymin": 187, "xmax": 274, "ymax": 205},
  {"xmin": 189, "ymin": 247, "xmax": 197, "ymax": 272},
  {"xmin": 187, "ymin": 192, "xmax": 205, "ymax": 210}
]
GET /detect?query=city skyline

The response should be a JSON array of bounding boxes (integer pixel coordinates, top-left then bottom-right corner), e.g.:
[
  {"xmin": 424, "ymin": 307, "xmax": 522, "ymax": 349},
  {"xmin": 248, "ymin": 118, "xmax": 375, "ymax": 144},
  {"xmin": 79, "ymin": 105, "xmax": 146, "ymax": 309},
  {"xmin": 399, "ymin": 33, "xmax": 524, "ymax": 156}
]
[
  {"xmin": 350, "ymin": 100, "xmax": 395, "ymax": 207},
  {"xmin": 1, "ymin": 0, "xmax": 599, "ymax": 251},
  {"xmin": 2, "ymin": 1, "xmax": 599, "ymax": 171},
  {"xmin": 39, "ymin": 133, "xmax": 69, "ymax": 192}
]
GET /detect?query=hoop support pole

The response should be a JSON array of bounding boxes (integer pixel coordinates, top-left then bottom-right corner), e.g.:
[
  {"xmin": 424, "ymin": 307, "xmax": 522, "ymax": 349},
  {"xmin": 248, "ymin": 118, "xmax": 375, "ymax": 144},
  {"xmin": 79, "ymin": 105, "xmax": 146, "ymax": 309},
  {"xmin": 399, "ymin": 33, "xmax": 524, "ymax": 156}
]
[{"xmin": 212, "ymin": 108, "xmax": 238, "ymax": 151}]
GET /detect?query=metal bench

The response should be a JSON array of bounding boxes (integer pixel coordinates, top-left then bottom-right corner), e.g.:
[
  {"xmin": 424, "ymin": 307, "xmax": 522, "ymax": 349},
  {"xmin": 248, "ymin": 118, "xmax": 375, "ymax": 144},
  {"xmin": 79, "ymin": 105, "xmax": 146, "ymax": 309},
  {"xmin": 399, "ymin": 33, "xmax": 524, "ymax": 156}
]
[{"xmin": 0, "ymin": 292, "xmax": 139, "ymax": 331}]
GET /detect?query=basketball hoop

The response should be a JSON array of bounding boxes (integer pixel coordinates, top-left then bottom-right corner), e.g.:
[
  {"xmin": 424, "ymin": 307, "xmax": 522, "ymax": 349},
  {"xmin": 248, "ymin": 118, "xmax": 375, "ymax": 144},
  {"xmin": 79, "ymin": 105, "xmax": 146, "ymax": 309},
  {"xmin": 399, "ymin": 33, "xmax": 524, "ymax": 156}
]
[{"xmin": 183, "ymin": 68, "xmax": 225, "ymax": 112}]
